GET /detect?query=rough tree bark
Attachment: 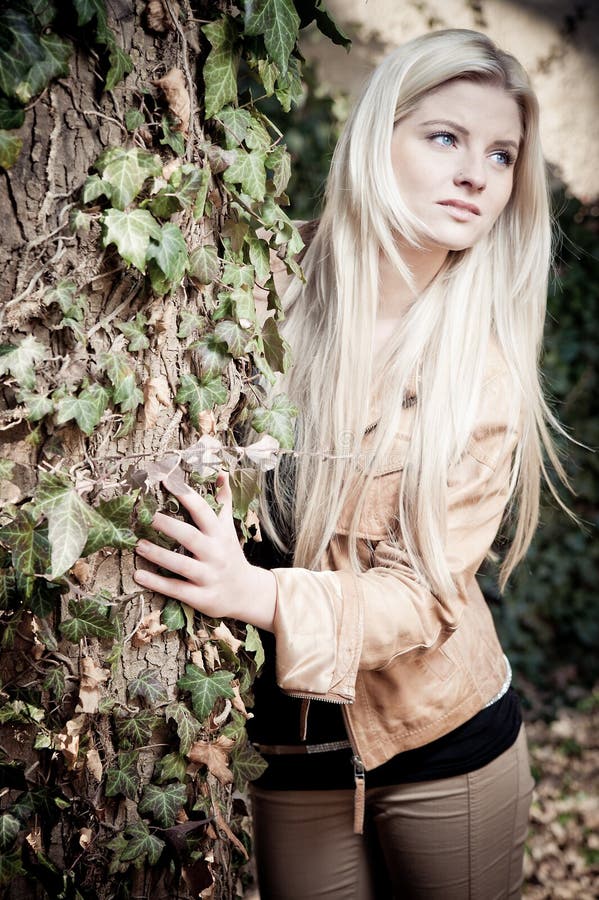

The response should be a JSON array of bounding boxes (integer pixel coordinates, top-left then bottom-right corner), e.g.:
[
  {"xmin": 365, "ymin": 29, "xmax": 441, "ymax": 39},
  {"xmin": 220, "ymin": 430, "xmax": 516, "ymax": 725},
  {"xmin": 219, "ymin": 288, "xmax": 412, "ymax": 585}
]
[{"xmin": 0, "ymin": 1, "xmax": 265, "ymax": 897}]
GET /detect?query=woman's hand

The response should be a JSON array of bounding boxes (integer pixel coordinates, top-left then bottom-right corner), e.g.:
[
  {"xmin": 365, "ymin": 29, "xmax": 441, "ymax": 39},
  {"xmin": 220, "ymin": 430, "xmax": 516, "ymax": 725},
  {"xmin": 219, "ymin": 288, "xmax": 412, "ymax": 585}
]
[{"xmin": 133, "ymin": 471, "xmax": 277, "ymax": 632}]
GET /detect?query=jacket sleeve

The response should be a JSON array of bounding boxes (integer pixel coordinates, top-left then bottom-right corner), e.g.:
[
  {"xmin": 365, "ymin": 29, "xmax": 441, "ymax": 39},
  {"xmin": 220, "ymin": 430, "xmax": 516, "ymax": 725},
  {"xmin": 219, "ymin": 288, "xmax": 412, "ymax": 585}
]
[{"xmin": 270, "ymin": 370, "xmax": 520, "ymax": 702}]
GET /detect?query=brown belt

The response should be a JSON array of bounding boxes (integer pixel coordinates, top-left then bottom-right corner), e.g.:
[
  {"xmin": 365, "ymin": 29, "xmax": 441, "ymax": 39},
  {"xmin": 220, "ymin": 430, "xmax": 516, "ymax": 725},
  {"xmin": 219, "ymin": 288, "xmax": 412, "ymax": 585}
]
[{"xmin": 253, "ymin": 740, "xmax": 352, "ymax": 755}]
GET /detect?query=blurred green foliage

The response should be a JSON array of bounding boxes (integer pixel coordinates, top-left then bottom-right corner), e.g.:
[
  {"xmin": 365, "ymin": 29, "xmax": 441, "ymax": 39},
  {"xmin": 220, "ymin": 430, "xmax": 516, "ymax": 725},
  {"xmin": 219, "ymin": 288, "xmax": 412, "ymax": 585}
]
[
  {"xmin": 494, "ymin": 197, "xmax": 599, "ymax": 695},
  {"xmin": 274, "ymin": 65, "xmax": 599, "ymax": 697}
]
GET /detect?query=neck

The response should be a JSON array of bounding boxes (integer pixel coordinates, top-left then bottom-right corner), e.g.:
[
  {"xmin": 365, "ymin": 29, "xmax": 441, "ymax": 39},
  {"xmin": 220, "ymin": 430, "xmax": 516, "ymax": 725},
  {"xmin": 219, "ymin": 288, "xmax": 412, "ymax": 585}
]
[{"xmin": 378, "ymin": 240, "xmax": 448, "ymax": 322}]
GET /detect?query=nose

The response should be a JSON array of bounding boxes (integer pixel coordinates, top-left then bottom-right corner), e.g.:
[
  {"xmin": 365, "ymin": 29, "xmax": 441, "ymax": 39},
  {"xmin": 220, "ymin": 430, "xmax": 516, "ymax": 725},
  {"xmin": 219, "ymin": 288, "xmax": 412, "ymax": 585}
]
[{"xmin": 454, "ymin": 157, "xmax": 486, "ymax": 192}]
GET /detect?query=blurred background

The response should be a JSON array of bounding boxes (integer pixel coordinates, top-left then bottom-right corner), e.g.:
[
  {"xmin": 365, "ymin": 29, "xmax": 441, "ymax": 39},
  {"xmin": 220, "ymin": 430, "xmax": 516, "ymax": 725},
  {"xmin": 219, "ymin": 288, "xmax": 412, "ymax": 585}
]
[{"xmin": 261, "ymin": 0, "xmax": 599, "ymax": 711}]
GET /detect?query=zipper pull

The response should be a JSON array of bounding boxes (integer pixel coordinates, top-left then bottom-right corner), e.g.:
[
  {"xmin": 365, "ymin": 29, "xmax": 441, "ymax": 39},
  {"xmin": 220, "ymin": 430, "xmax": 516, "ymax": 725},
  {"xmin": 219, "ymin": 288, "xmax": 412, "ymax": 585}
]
[{"xmin": 352, "ymin": 755, "xmax": 365, "ymax": 835}]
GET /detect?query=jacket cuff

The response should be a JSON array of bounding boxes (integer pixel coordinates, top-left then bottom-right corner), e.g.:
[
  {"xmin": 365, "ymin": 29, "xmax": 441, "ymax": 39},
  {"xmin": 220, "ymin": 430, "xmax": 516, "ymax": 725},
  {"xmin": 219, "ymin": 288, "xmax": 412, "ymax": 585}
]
[{"xmin": 271, "ymin": 567, "xmax": 363, "ymax": 702}]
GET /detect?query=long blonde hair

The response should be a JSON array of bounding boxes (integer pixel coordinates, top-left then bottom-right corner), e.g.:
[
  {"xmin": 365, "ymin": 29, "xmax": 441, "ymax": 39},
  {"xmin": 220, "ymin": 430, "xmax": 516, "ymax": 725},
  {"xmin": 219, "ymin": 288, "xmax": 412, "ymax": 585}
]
[{"xmin": 260, "ymin": 28, "xmax": 569, "ymax": 596}]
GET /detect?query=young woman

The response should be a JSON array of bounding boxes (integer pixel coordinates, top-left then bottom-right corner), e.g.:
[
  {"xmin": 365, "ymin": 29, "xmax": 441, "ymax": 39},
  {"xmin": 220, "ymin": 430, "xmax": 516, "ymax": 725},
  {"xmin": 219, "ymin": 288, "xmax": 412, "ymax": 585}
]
[{"xmin": 134, "ymin": 29, "xmax": 567, "ymax": 899}]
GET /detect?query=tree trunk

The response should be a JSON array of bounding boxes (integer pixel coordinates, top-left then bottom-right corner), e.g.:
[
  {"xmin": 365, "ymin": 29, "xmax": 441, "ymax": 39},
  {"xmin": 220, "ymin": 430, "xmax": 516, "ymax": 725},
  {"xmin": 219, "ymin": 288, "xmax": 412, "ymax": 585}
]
[{"xmin": 1, "ymin": 1, "xmax": 251, "ymax": 897}]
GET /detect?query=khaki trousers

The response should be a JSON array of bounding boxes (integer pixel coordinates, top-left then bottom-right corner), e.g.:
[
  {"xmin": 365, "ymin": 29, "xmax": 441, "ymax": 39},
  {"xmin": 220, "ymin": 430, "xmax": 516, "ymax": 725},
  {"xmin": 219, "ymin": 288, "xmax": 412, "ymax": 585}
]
[{"xmin": 251, "ymin": 724, "xmax": 534, "ymax": 899}]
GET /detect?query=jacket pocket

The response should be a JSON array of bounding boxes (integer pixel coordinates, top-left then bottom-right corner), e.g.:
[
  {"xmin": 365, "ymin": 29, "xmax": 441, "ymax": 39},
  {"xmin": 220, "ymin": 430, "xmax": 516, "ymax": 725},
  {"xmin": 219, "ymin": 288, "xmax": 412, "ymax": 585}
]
[{"xmin": 335, "ymin": 437, "xmax": 408, "ymax": 541}]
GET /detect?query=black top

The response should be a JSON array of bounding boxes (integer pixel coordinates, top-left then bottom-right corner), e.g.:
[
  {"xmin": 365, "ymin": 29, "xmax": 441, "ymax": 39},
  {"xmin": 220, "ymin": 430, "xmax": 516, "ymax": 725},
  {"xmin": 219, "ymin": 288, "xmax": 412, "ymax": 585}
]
[{"xmin": 244, "ymin": 531, "xmax": 521, "ymax": 791}]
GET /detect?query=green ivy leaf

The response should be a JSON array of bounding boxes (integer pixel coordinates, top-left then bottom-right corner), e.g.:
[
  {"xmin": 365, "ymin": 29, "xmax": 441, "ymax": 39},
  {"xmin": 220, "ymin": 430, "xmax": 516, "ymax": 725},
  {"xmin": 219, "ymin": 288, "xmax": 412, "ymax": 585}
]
[
  {"xmin": 222, "ymin": 148, "xmax": 267, "ymax": 202},
  {"xmin": 267, "ymin": 144, "xmax": 291, "ymax": 195},
  {"xmin": 17, "ymin": 391, "xmax": 54, "ymax": 422},
  {"xmin": 129, "ymin": 669, "xmax": 169, "ymax": 706},
  {"xmin": 0, "ymin": 570, "xmax": 17, "ymax": 611},
  {"xmin": 0, "ymin": 335, "xmax": 47, "ymax": 390},
  {"xmin": 102, "ymin": 207, "xmax": 161, "ymax": 271},
  {"xmin": 105, "ymin": 750, "xmax": 139, "ymax": 800},
  {"xmin": 105, "ymin": 40, "xmax": 133, "ymax": 92},
  {"xmin": 99, "ymin": 351, "xmax": 142, "ymax": 412},
  {"xmin": 304, "ymin": 0, "xmax": 351, "ymax": 49},
  {"xmin": 0, "ymin": 97, "xmax": 25, "ymax": 130},
  {"xmin": 230, "ymin": 468, "xmax": 260, "ymax": 520},
  {"xmin": 72, "ymin": 0, "xmax": 104, "ymax": 28},
  {"xmin": 147, "ymin": 222, "xmax": 188, "ymax": 288},
  {"xmin": 0, "ymin": 459, "xmax": 15, "ymax": 480},
  {"xmin": 177, "ymin": 311, "xmax": 206, "ymax": 339},
  {"xmin": 16, "ymin": 32, "xmax": 71, "ymax": 104},
  {"xmin": 83, "ymin": 173, "xmax": 111, "ymax": 204},
  {"xmin": 244, "ymin": 0, "xmax": 300, "ymax": 75},
  {"xmin": 175, "ymin": 374, "xmax": 227, "ymax": 429},
  {"xmin": 213, "ymin": 319, "xmax": 250, "ymax": 357},
  {"xmin": 161, "ymin": 599, "xmax": 186, "ymax": 631},
  {"xmin": 120, "ymin": 821, "xmax": 165, "ymax": 867},
  {"xmin": 60, "ymin": 597, "xmax": 117, "ymax": 642},
  {"xmin": 201, "ymin": 17, "xmax": 239, "ymax": 119},
  {"xmin": 0, "ymin": 8, "xmax": 45, "ymax": 99},
  {"xmin": 165, "ymin": 702, "xmax": 202, "ymax": 756},
  {"xmin": 160, "ymin": 114, "xmax": 185, "ymax": 155},
  {"xmin": 55, "ymin": 381, "xmax": 109, "ymax": 435},
  {"xmin": 138, "ymin": 782, "xmax": 187, "ymax": 828},
  {"xmin": 177, "ymin": 664, "xmax": 235, "ymax": 722},
  {"xmin": 0, "ymin": 509, "xmax": 50, "ymax": 591},
  {"xmin": 43, "ymin": 666, "xmax": 66, "ymax": 700},
  {"xmin": 95, "ymin": 147, "xmax": 161, "ymax": 210},
  {"xmin": 154, "ymin": 751, "xmax": 187, "ymax": 784},
  {"xmin": 247, "ymin": 235, "xmax": 271, "ymax": 285},
  {"xmin": 273, "ymin": 54, "xmax": 303, "ymax": 112},
  {"xmin": 251, "ymin": 393, "xmax": 297, "ymax": 449},
  {"xmin": 230, "ymin": 739, "xmax": 268, "ymax": 792},
  {"xmin": 45, "ymin": 279, "xmax": 86, "ymax": 321},
  {"xmin": 217, "ymin": 107, "xmax": 252, "ymax": 149},
  {"xmin": 188, "ymin": 244, "xmax": 220, "ymax": 284},
  {"xmin": 261, "ymin": 314, "xmax": 288, "ymax": 373},
  {"xmin": 115, "ymin": 311, "xmax": 150, "ymax": 351},
  {"xmin": 0, "ymin": 813, "xmax": 20, "ymax": 851},
  {"xmin": 0, "ymin": 129, "xmax": 23, "ymax": 170},
  {"xmin": 244, "ymin": 624, "xmax": 265, "ymax": 672},
  {"xmin": 125, "ymin": 107, "xmax": 145, "ymax": 131},
  {"xmin": 83, "ymin": 494, "xmax": 138, "ymax": 555},
  {"xmin": 191, "ymin": 333, "xmax": 231, "ymax": 377},
  {"xmin": 0, "ymin": 848, "xmax": 26, "ymax": 886},
  {"xmin": 116, "ymin": 710, "xmax": 159, "ymax": 749}
]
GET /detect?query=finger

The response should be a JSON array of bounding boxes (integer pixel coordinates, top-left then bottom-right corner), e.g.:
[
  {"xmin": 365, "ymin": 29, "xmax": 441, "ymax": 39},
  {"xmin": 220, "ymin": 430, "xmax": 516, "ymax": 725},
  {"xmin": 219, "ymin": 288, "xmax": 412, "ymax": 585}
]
[
  {"xmin": 150, "ymin": 511, "xmax": 209, "ymax": 555},
  {"xmin": 215, "ymin": 470, "xmax": 233, "ymax": 518},
  {"xmin": 162, "ymin": 475, "xmax": 219, "ymax": 535},
  {"xmin": 136, "ymin": 539, "xmax": 207, "ymax": 583},
  {"xmin": 133, "ymin": 568, "xmax": 207, "ymax": 611}
]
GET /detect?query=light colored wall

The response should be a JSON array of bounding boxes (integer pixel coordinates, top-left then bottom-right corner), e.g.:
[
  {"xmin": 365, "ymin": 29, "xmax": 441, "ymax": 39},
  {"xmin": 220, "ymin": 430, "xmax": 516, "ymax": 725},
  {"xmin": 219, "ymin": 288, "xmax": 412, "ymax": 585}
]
[{"xmin": 301, "ymin": 0, "xmax": 599, "ymax": 199}]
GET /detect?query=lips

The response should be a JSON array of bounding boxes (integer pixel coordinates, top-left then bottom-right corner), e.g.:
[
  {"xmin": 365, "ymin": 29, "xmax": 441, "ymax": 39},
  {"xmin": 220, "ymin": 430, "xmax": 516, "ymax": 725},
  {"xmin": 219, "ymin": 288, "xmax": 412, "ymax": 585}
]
[{"xmin": 438, "ymin": 199, "xmax": 481, "ymax": 216}]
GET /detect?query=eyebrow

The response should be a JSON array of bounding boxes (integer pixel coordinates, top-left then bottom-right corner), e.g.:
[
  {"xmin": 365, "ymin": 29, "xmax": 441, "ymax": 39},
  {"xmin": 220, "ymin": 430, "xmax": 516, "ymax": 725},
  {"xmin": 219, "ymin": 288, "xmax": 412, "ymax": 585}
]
[{"xmin": 418, "ymin": 118, "xmax": 520, "ymax": 151}]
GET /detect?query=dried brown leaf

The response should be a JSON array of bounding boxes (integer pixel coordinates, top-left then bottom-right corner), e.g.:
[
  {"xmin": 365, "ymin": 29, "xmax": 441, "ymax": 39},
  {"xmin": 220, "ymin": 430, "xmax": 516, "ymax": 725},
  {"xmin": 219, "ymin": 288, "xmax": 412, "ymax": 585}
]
[
  {"xmin": 143, "ymin": 376, "xmax": 171, "ymax": 429},
  {"xmin": 154, "ymin": 68, "xmax": 190, "ymax": 133},
  {"xmin": 86, "ymin": 747, "xmax": 103, "ymax": 782},
  {"xmin": 145, "ymin": 0, "xmax": 173, "ymax": 32},
  {"xmin": 132, "ymin": 608, "xmax": 167, "ymax": 647},
  {"xmin": 188, "ymin": 735, "xmax": 235, "ymax": 786},
  {"xmin": 212, "ymin": 621, "xmax": 243, "ymax": 654},
  {"xmin": 78, "ymin": 657, "xmax": 110, "ymax": 714}
]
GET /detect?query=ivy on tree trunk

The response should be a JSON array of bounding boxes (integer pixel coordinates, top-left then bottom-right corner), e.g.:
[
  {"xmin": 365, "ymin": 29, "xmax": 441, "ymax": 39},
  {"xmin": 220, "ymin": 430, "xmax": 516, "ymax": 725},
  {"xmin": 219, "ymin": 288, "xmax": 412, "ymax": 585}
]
[{"xmin": 0, "ymin": 1, "xmax": 348, "ymax": 897}]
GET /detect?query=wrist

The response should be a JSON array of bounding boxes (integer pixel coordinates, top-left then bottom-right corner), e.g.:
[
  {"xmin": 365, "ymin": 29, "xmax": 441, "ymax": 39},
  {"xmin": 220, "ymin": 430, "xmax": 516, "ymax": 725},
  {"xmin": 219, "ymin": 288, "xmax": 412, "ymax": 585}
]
[{"xmin": 232, "ymin": 565, "xmax": 277, "ymax": 632}]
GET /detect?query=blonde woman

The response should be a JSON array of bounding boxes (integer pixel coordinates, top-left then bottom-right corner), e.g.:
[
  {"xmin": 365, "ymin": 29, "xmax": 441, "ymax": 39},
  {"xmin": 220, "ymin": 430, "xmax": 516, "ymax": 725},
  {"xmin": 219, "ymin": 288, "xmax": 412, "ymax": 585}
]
[{"xmin": 134, "ymin": 29, "xmax": 565, "ymax": 899}]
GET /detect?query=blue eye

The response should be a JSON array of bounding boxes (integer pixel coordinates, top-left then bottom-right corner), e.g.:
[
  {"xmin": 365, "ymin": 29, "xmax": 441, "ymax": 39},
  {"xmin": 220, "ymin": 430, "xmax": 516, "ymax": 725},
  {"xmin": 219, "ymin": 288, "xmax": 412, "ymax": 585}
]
[
  {"xmin": 430, "ymin": 132, "xmax": 456, "ymax": 148},
  {"xmin": 491, "ymin": 149, "xmax": 515, "ymax": 167}
]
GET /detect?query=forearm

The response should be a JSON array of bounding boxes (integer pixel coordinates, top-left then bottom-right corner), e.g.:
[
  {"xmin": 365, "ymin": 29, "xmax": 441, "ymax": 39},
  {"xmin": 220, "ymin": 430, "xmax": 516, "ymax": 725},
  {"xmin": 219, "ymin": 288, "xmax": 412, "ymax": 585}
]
[{"xmin": 232, "ymin": 565, "xmax": 278, "ymax": 632}]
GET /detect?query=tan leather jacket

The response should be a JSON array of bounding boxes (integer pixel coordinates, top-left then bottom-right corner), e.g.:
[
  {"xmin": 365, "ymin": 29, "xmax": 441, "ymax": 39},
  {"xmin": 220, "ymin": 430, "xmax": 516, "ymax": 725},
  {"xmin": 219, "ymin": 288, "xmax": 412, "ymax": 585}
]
[{"xmin": 268, "ymin": 345, "xmax": 518, "ymax": 771}]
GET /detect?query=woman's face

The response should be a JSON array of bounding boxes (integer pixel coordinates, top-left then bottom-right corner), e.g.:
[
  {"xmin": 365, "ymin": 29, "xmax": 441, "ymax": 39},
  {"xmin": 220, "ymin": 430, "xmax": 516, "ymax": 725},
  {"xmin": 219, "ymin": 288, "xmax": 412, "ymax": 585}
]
[{"xmin": 391, "ymin": 79, "xmax": 522, "ymax": 252}]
